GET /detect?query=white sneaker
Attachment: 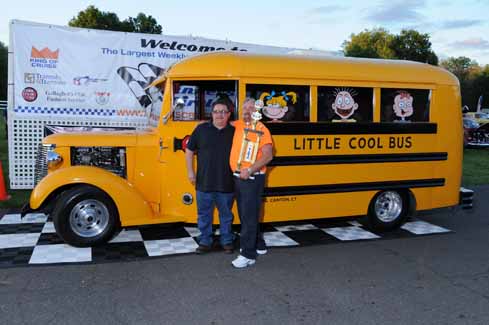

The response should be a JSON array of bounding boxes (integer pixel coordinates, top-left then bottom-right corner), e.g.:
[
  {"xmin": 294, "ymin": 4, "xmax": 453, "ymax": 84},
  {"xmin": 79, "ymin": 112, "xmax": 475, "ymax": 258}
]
[{"xmin": 232, "ymin": 255, "xmax": 256, "ymax": 268}]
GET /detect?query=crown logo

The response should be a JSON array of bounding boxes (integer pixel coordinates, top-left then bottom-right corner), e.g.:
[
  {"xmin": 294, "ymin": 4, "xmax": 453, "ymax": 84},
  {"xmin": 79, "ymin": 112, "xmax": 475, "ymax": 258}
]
[{"xmin": 31, "ymin": 47, "xmax": 59, "ymax": 59}]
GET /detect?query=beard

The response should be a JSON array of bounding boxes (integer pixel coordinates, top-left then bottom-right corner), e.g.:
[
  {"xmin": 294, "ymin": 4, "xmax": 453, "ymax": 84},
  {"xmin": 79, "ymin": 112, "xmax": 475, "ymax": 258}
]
[{"xmin": 243, "ymin": 112, "xmax": 251, "ymax": 121}]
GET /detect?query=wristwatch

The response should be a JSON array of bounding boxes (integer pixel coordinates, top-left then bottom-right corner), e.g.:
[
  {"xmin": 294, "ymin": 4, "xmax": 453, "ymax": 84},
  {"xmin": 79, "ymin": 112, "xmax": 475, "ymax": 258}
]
[{"xmin": 246, "ymin": 167, "xmax": 252, "ymax": 175}]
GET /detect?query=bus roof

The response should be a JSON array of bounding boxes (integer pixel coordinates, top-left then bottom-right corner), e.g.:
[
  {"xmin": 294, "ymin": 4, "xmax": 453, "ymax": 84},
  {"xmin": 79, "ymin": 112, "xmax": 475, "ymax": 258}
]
[{"xmin": 166, "ymin": 52, "xmax": 459, "ymax": 86}]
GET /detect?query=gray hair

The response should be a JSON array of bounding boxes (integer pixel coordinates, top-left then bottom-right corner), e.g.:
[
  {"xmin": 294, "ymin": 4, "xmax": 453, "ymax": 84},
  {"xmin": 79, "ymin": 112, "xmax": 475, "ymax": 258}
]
[{"xmin": 243, "ymin": 97, "xmax": 255, "ymax": 107}]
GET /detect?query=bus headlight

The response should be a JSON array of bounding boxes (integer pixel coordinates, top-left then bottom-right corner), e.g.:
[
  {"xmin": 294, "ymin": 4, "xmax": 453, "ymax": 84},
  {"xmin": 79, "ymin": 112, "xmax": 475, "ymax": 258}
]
[{"xmin": 47, "ymin": 150, "xmax": 63, "ymax": 169}]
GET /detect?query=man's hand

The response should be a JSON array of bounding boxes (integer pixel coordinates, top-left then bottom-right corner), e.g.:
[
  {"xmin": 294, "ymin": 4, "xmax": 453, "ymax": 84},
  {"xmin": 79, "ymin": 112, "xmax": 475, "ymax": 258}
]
[
  {"xmin": 188, "ymin": 171, "xmax": 196, "ymax": 185},
  {"xmin": 185, "ymin": 148, "xmax": 196, "ymax": 185},
  {"xmin": 239, "ymin": 168, "xmax": 251, "ymax": 180}
]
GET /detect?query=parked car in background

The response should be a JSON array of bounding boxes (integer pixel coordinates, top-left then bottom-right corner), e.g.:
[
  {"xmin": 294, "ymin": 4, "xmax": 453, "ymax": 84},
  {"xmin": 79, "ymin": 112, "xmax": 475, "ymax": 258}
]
[
  {"xmin": 463, "ymin": 118, "xmax": 479, "ymax": 147},
  {"xmin": 464, "ymin": 112, "xmax": 489, "ymax": 125},
  {"xmin": 463, "ymin": 118, "xmax": 489, "ymax": 148}
]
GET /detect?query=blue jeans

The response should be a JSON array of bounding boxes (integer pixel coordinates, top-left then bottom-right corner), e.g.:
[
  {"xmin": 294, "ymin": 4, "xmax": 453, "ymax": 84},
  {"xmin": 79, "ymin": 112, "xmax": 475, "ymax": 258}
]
[{"xmin": 196, "ymin": 191, "xmax": 235, "ymax": 246}]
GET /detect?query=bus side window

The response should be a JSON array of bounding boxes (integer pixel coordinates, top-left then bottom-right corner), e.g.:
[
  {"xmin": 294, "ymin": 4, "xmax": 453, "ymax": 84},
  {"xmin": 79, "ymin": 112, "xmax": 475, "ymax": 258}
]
[
  {"xmin": 380, "ymin": 88, "xmax": 431, "ymax": 122},
  {"xmin": 173, "ymin": 80, "xmax": 238, "ymax": 121},
  {"xmin": 317, "ymin": 86, "xmax": 374, "ymax": 122},
  {"xmin": 246, "ymin": 84, "xmax": 310, "ymax": 122}
]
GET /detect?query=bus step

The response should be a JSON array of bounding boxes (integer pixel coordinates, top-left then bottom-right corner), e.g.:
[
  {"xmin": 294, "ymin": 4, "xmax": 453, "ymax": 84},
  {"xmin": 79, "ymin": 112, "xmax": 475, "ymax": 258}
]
[{"xmin": 459, "ymin": 187, "xmax": 474, "ymax": 209}]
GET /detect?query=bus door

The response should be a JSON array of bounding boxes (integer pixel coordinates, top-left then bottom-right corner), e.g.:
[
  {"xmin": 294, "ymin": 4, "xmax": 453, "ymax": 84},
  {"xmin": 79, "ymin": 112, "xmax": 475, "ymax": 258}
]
[{"xmin": 159, "ymin": 79, "xmax": 239, "ymax": 220}]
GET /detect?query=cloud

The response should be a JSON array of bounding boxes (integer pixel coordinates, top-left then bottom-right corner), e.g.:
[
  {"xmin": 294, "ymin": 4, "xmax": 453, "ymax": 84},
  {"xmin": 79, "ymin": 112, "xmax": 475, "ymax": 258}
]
[
  {"xmin": 403, "ymin": 22, "xmax": 436, "ymax": 32},
  {"xmin": 440, "ymin": 19, "xmax": 485, "ymax": 29},
  {"xmin": 366, "ymin": 0, "xmax": 426, "ymax": 23},
  {"xmin": 304, "ymin": 5, "xmax": 347, "ymax": 24},
  {"xmin": 450, "ymin": 38, "xmax": 489, "ymax": 50}
]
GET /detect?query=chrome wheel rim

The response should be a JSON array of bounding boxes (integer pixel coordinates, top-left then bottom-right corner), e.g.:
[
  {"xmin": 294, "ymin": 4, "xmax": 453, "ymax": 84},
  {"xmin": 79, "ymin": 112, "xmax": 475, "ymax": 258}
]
[
  {"xmin": 374, "ymin": 191, "xmax": 403, "ymax": 223},
  {"xmin": 69, "ymin": 199, "xmax": 109, "ymax": 238}
]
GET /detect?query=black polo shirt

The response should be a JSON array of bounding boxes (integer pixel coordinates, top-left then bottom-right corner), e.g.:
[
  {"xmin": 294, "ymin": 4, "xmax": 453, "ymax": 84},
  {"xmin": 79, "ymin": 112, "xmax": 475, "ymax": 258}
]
[{"xmin": 186, "ymin": 121, "xmax": 235, "ymax": 193}]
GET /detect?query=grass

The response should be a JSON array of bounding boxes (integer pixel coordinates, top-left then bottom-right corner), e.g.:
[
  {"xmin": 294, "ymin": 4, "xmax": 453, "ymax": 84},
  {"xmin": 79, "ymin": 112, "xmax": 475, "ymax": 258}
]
[
  {"xmin": 0, "ymin": 116, "xmax": 488, "ymax": 208},
  {"xmin": 462, "ymin": 148, "xmax": 489, "ymax": 185}
]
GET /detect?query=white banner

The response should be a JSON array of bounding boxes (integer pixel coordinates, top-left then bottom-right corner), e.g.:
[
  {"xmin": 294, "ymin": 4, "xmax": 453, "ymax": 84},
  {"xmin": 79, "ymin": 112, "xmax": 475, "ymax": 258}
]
[
  {"xmin": 8, "ymin": 20, "xmax": 338, "ymax": 189},
  {"xmin": 11, "ymin": 20, "xmax": 296, "ymax": 123}
]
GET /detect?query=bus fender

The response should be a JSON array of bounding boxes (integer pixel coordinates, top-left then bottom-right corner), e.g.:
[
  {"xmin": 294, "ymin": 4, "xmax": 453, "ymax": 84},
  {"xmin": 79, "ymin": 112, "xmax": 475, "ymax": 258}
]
[{"xmin": 28, "ymin": 166, "xmax": 156, "ymax": 226}]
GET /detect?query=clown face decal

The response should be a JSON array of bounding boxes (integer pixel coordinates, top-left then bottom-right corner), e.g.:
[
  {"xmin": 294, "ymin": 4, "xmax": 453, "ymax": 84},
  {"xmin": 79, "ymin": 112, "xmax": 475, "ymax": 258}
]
[
  {"xmin": 393, "ymin": 91, "xmax": 414, "ymax": 121},
  {"xmin": 259, "ymin": 91, "xmax": 297, "ymax": 121},
  {"xmin": 332, "ymin": 89, "xmax": 358, "ymax": 120}
]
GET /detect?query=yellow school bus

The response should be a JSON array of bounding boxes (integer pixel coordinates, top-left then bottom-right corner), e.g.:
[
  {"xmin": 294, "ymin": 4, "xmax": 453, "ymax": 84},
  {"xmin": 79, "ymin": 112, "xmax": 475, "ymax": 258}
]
[{"xmin": 23, "ymin": 52, "xmax": 469, "ymax": 246}]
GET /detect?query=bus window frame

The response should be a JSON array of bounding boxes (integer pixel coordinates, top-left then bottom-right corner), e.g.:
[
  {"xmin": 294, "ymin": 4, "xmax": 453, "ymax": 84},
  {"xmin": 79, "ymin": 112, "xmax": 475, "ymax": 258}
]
[
  {"xmin": 243, "ymin": 80, "xmax": 313, "ymax": 123},
  {"xmin": 170, "ymin": 78, "xmax": 240, "ymax": 122},
  {"xmin": 379, "ymin": 87, "xmax": 434, "ymax": 123},
  {"xmin": 316, "ymin": 85, "xmax": 376, "ymax": 123}
]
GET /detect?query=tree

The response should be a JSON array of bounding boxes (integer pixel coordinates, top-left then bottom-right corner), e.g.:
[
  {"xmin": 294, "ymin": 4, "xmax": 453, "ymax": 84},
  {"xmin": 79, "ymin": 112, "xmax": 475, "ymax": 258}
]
[
  {"xmin": 123, "ymin": 13, "xmax": 162, "ymax": 34},
  {"xmin": 470, "ymin": 66, "xmax": 489, "ymax": 110},
  {"xmin": 441, "ymin": 56, "xmax": 480, "ymax": 83},
  {"xmin": 440, "ymin": 57, "xmax": 488, "ymax": 109},
  {"xmin": 390, "ymin": 29, "xmax": 438, "ymax": 65},
  {"xmin": 342, "ymin": 28, "xmax": 395, "ymax": 59},
  {"xmin": 69, "ymin": 6, "xmax": 162, "ymax": 34},
  {"xmin": 0, "ymin": 42, "xmax": 7, "ymax": 101},
  {"xmin": 343, "ymin": 28, "xmax": 438, "ymax": 65},
  {"xmin": 69, "ymin": 6, "xmax": 127, "ymax": 32}
]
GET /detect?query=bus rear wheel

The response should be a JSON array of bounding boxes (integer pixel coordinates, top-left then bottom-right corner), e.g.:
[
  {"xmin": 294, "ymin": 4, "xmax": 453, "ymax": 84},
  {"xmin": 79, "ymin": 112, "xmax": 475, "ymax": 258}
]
[{"xmin": 367, "ymin": 190, "xmax": 408, "ymax": 231}]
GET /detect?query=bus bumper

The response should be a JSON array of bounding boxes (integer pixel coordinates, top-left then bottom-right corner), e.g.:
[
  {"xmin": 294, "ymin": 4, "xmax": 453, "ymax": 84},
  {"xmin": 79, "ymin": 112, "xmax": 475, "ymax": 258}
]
[{"xmin": 459, "ymin": 187, "xmax": 474, "ymax": 209}]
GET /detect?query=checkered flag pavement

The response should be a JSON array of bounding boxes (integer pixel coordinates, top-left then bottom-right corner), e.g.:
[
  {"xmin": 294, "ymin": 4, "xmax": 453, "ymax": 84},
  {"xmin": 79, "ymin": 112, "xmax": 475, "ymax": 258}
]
[{"xmin": 0, "ymin": 212, "xmax": 452, "ymax": 268}]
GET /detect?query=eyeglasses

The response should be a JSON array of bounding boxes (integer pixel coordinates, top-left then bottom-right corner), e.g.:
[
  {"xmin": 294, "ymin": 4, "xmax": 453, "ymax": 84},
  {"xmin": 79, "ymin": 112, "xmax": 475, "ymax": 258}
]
[{"xmin": 212, "ymin": 110, "xmax": 229, "ymax": 115}]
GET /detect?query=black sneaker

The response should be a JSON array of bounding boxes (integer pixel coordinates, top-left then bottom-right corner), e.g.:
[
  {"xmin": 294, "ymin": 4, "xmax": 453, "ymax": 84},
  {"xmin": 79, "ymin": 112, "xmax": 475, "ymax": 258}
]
[{"xmin": 196, "ymin": 244, "xmax": 211, "ymax": 254}]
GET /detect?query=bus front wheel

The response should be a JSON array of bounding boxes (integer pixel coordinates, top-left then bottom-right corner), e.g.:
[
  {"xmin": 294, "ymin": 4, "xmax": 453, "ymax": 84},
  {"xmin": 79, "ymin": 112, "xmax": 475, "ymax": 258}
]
[
  {"xmin": 52, "ymin": 185, "xmax": 120, "ymax": 247},
  {"xmin": 367, "ymin": 190, "xmax": 408, "ymax": 231}
]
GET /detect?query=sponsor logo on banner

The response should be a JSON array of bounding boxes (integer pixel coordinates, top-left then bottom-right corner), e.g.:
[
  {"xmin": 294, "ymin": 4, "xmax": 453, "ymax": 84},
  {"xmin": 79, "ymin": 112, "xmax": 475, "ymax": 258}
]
[
  {"xmin": 95, "ymin": 91, "xmax": 111, "ymax": 105},
  {"xmin": 30, "ymin": 47, "xmax": 59, "ymax": 69},
  {"xmin": 73, "ymin": 76, "xmax": 108, "ymax": 86},
  {"xmin": 24, "ymin": 73, "xmax": 66, "ymax": 85},
  {"xmin": 24, "ymin": 73, "xmax": 35, "ymax": 84},
  {"xmin": 45, "ymin": 90, "xmax": 86, "ymax": 103},
  {"xmin": 22, "ymin": 87, "xmax": 38, "ymax": 102}
]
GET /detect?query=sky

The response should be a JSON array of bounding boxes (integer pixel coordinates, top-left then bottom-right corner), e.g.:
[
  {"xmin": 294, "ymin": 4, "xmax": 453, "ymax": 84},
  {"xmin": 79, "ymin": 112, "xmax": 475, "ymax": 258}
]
[{"xmin": 2, "ymin": 0, "xmax": 489, "ymax": 65}]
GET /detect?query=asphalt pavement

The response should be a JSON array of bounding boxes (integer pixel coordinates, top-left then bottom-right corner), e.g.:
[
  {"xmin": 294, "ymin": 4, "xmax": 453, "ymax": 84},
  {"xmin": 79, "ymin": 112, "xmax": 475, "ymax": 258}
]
[{"xmin": 0, "ymin": 186, "xmax": 488, "ymax": 325}]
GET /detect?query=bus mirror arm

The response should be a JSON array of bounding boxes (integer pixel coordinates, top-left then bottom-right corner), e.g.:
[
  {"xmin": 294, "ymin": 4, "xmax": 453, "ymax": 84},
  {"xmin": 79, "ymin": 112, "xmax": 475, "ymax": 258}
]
[
  {"xmin": 159, "ymin": 138, "xmax": 169, "ymax": 157},
  {"xmin": 162, "ymin": 98, "xmax": 185, "ymax": 124}
]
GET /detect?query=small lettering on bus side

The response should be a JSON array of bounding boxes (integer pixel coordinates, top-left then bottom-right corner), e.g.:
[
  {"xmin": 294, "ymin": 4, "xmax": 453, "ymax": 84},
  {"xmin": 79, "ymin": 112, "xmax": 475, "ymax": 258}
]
[
  {"xmin": 293, "ymin": 136, "xmax": 412, "ymax": 151},
  {"xmin": 263, "ymin": 197, "xmax": 297, "ymax": 203}
]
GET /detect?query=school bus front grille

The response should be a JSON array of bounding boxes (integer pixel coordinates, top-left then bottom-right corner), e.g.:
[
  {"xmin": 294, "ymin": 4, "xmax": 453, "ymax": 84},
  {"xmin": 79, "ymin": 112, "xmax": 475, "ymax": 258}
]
[{"xmin": 34, "ymin": 144, "xmax": 50, "ymax": 185}]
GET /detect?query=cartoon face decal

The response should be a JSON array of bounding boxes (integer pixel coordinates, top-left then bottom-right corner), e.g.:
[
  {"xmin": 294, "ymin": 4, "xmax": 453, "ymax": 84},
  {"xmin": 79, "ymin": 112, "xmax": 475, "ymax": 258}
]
[
  {"xmin": 393, "ymin": 91, "xmax": 413, "ymax": 120},
  {"xmin": 332, "ymin": 89, "xmax": 358, "ymax": 120},
  {"xmin": 259, "ymin": 91, "xmax": 297, "ymax": 120}
]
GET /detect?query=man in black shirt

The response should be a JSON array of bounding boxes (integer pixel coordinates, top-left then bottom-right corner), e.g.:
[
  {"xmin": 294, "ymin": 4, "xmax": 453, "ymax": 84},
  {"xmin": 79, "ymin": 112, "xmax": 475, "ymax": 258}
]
[{"xmin": 185, "ymin": 99, "xmax": 235, "ymax": 254}]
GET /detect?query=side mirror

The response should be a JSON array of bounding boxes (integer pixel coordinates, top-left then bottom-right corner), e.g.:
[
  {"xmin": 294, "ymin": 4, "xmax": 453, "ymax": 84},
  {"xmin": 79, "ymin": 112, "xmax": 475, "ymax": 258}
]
[
  {"xmin": 175, "ymin": 98, "xmax": 185, "ymax": 109},
  {"xmin": 162, "ymin": 98, "xmax": 185, "ymax": 124}
]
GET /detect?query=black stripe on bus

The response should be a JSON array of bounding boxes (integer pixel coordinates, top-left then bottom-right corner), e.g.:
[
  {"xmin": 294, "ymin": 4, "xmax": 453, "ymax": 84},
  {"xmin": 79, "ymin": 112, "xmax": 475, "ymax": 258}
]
[
  {"xmin": 267, "ymin": 122, "xmax": 437, "ymax": 135},
  {"xmin": 269, "ymin": 152, "xmax": 448, "ymax": 166},
  {"xmin": 263, "ymin": 178, "xmax": 445, "ymax": 197}
]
